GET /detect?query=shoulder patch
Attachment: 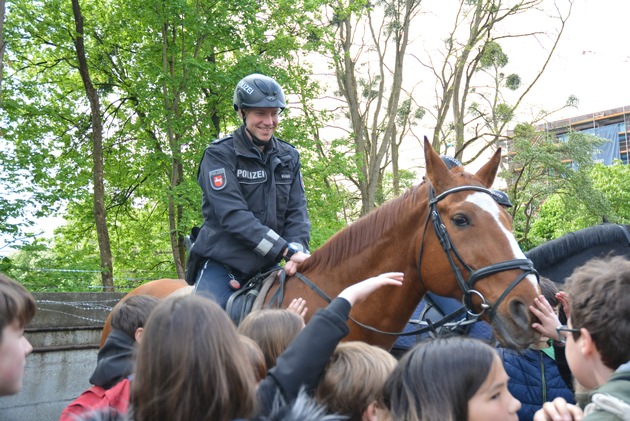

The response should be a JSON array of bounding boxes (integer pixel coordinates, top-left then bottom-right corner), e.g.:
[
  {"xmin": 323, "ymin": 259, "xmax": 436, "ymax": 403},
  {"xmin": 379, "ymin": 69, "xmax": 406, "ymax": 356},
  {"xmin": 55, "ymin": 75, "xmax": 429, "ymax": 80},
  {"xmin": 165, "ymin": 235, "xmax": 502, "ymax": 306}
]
[{"xmin": 209, "ymin": 168, "xmax": 227, "ymax": 190}]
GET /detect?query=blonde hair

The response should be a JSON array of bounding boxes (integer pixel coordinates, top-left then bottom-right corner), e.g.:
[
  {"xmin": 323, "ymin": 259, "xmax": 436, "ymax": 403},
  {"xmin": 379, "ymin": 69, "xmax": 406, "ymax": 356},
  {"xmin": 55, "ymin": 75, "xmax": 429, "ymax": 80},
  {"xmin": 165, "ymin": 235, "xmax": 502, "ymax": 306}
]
[
  {"xmin": 316, "ymin": 341, "xmax": 397, "ymax": 421},
  {"xmin": 237, "ymin": 308, "xmax": 304, "ymax": 369},
  {"xmin": 239, "ymin": 334, "xmax": 267, "ymax": 383}
]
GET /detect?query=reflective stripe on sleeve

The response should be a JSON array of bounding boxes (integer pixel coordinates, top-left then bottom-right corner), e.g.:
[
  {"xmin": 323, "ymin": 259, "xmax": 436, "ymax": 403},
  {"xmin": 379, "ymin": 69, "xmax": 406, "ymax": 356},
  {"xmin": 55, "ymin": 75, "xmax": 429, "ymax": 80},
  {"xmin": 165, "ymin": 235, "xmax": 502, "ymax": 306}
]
[{"xmin": 255, "ymin": 230, "xmax": 280, "ymax": 255}]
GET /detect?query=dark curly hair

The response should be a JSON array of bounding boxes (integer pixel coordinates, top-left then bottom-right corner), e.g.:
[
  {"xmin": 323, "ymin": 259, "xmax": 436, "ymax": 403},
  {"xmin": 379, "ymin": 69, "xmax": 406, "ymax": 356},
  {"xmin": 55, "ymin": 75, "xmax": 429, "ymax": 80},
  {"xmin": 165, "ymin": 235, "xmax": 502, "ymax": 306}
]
[{"xmin": 564, "ymin": 255, "xmax": 630, "ymax": 370}]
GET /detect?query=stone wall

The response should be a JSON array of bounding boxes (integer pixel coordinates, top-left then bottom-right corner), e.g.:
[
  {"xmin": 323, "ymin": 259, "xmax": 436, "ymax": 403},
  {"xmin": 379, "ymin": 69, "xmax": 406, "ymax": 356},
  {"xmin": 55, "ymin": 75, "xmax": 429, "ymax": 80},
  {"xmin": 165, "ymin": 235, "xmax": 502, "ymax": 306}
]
[{"xmin": 0, "ymin": 292, "xmax": 125, "ymax": 421}]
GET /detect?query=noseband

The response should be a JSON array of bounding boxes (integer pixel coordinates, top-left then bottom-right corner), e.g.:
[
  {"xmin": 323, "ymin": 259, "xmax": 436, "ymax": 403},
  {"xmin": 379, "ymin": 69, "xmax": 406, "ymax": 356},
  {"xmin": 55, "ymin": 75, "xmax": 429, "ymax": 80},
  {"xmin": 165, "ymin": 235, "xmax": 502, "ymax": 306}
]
[{"xmin": 418, "ymin": 185, "xmax": 539, "ymax": 321}]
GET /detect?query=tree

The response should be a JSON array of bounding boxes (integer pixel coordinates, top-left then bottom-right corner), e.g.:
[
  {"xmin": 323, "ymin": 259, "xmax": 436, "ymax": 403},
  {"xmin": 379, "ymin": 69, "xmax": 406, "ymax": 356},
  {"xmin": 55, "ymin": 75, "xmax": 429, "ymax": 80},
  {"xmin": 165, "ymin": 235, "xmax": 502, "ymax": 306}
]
[
  {"xmin": 322, "ymin": 0, "xmax": 424, "ymax": 216},
  {"xmin": 530, "ymin": 161, "xmax": 630, "ymax": 243},
  {"xmin": 71, "ymin": 0, "xmax": 113, "ymax": 289},
  {"xmin": 500, "ymin": 123, "xmax": 609, "ymax": 248},
  {"xmin": 0, "ymin": 0, "xmax": 5, "ymax": 99},
  {"xmin": 1, "ymin": 0, "xmax": 330, "ymax": 288},
  {"xmin": 420, "ymin": 0, "xmax": 573, "ymax": 162}
]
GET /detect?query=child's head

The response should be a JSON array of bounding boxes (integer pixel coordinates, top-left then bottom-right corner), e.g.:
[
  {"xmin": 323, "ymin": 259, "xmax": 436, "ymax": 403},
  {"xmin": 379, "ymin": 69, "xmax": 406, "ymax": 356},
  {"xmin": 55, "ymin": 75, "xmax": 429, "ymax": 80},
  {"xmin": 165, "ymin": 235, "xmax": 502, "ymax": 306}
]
[
  {"xmin": 237, "ymin": 308, "xmax": 304, "ymax": 369},
  {"xmin": 0, "ymin": 273, "xmax": 36, "ymax": 396},
  {"xmin": 383, "ymin": 336, "xmax": 520, "ymax": 421},
  {"xmin": 316, "ymin": 341, "xmax": 397, "ymax": 421},
  {"xmin": 110, "ymin": 295, "xmax": 161, "ymax": 342},
  {"xmin": 239, "ymin": 334, "xmax": 267, "ymax": 383},
  {"xmin": 562, "ymin": 255, "xmax": 630, "ymax": 386},
  {"xmin": 131, "ymin": 294, "xmax": 256, "ymax": 421},
  {"xmin": 539, "ymin": 276, "xmax": 560, "ymax": 308}
]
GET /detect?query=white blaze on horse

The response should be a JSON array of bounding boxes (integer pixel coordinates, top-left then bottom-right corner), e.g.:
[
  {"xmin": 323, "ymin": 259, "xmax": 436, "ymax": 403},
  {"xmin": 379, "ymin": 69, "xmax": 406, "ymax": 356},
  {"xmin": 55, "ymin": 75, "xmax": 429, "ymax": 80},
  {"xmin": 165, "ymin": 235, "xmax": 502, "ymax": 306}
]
[{"xmin": 101, "ymin": 138, "xmax": 541, "ymax": 350}]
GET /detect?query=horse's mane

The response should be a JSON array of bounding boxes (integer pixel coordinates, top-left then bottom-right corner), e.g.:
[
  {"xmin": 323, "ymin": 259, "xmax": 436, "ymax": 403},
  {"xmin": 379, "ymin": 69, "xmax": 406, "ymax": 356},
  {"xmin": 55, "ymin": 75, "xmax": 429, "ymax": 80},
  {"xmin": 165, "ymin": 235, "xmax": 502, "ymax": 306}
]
[
  {"xmin": 525, "ymin": 224, "xmax": 630, "ymax": 269},
  {"xmin": 299, "ymin": 183, "xmax": 427, "ymax": 272}
]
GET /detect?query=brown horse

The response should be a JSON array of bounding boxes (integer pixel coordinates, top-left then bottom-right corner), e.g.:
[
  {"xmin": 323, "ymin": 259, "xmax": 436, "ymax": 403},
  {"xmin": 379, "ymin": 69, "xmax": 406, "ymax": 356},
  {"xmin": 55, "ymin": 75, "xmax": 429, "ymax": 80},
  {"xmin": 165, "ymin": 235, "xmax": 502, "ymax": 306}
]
[
  {"xmin": 100, "ymin": 138, "xmax": 541, "ymax": 350},
  {"xmin": 99, "ymin": 278, "xmax": 191, "ymax": 347}
]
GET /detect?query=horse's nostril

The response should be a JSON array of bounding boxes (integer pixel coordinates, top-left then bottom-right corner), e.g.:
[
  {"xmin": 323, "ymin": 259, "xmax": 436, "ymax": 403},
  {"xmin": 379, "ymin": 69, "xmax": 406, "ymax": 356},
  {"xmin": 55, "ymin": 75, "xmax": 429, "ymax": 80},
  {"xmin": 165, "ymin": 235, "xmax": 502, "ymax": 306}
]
[{"xmin": 508, "ymin": 299, "xmax": 530, "ymax": 330}]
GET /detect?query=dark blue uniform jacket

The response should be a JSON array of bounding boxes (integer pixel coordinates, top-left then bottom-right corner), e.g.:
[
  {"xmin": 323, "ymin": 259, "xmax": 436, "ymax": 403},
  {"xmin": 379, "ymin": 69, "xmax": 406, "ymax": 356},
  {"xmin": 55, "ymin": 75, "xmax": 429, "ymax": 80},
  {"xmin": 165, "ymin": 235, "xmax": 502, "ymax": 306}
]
[{"xmin": 191, "ymin": 125, "xmax": 310, "ymax": 278}]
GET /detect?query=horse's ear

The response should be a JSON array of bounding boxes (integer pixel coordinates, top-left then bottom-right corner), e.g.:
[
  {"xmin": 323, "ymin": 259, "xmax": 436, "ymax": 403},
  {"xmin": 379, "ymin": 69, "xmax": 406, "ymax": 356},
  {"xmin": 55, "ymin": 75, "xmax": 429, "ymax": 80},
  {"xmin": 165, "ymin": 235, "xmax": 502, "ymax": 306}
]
[
  {"xmin": 474, "ymin": 147, "xmax": 502, "ymax": 188},
  {"xmin": 423, "ymin": 136, "xmax": 451, "ymax": 191}
]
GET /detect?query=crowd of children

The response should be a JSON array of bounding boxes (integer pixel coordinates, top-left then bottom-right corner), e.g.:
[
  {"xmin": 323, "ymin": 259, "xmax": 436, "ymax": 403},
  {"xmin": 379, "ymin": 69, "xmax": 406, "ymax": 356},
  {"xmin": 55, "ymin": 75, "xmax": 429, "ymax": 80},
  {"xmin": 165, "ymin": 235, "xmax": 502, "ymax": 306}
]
[{"xmin": 1, "ymin": 254, "xmax": 629, "ymax": 421}]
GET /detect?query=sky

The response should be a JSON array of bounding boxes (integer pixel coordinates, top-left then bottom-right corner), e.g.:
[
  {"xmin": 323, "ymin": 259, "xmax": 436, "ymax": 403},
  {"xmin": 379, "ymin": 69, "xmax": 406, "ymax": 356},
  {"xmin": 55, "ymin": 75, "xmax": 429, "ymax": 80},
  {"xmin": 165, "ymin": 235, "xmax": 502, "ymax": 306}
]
[
  {"xmin": 508, "ymin": 0, "xmax": 630, "ymax": 121},
  {"xmin": 3, "ymin": 0, "xmax": 629, "ymax": 254}
]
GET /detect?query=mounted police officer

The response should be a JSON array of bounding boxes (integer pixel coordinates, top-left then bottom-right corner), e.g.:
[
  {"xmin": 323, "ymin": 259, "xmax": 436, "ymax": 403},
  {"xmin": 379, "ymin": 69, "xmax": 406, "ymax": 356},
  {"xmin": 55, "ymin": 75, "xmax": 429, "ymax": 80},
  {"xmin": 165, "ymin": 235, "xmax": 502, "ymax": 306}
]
[{"xmin": 189, "ymin": 74, "xmax": 311, "ymax": 307}]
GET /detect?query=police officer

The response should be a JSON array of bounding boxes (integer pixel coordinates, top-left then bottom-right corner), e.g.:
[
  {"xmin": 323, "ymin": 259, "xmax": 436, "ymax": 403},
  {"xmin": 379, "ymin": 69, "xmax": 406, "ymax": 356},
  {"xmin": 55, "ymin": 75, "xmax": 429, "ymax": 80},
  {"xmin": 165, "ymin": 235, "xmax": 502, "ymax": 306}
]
[{"xmin": 190, "ymin": 74, "xmax": 311, "ymax": 307}]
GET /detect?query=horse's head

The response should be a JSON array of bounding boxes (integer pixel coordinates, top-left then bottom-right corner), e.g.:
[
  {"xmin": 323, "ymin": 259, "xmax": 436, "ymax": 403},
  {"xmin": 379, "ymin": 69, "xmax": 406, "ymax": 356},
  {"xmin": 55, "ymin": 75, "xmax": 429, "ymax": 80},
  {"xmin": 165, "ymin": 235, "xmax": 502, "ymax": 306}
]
[{"xmin": 419, "ymin": 138, "xmax": 540, "ymax": 349}]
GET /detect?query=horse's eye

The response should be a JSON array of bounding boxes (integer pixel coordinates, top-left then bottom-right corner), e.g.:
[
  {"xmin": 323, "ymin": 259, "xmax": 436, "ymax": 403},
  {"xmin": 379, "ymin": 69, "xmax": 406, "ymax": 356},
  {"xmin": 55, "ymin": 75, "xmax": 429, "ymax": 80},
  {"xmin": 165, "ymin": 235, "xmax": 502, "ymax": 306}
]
[{"xmin": 452, "ymin": 214, "xmax": 469, "ymax": 227}]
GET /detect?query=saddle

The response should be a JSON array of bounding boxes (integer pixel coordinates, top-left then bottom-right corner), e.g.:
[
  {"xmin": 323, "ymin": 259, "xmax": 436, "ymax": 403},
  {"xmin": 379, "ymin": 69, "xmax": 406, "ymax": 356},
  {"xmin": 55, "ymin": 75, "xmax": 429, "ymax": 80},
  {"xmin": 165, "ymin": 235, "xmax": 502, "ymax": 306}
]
[{"xmin": 225, "ymin": 269, "xmax": 279, "ymax": 325}]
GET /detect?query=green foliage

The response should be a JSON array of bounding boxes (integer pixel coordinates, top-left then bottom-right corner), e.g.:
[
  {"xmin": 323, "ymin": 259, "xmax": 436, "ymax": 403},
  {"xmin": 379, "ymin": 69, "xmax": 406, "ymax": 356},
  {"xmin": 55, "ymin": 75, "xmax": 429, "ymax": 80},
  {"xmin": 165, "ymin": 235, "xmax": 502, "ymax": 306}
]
[
  {"xmin": 2, "ymin": 0, "xmax": 335, "ymax": 290},
  {"xmin": 530, "ymin": 162, "xmax": 630, "ymax": 242},
  {"xmin": 479, "ymin": 41, "xmax": 508, "ymax": 69},
  {"xmin": 502, "ymin": 124, "xmax": 611, "ymax": 248},
  {"xmin": 505, "ymin": 74, "xmax": 521, "ymax": 90}
]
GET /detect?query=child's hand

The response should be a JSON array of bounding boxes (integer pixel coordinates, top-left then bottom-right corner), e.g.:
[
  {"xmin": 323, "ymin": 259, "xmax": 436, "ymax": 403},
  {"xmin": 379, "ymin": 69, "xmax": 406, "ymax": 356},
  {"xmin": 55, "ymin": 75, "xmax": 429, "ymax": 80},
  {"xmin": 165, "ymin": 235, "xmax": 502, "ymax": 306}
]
[
  {"xmin": 556, "ymin": 291, "xmax": 571, "ymax": 319},
  {"xmin": 533, "ymin": 397, "xmax": 583, "ymax": 420},
  {"xmin": 530, "ymin": 295, "xmax": 561, "ymax": 341},
  {"xmin": 338, "ymin": 272, "xmax": 404, "ymax": 306},
  {"xmin": 287, "ymin": 298, "xmax": 308, "ymax": 319}
]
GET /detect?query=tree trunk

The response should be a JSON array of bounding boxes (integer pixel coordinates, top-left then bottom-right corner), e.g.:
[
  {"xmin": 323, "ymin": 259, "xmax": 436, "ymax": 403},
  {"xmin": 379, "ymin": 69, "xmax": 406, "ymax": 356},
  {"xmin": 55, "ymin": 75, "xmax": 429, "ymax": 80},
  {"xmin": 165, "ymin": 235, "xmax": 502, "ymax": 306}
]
[
  {"xmin": 71, "ymin": 0, "xmax": 114, "ymax": 290},
  {"xmin": 0, "ymin": 0, "xmax": 6, "ymax": 105},
  {"xmin": 161, "ymin": 21, "xmax": 186, "ymax": 279}
]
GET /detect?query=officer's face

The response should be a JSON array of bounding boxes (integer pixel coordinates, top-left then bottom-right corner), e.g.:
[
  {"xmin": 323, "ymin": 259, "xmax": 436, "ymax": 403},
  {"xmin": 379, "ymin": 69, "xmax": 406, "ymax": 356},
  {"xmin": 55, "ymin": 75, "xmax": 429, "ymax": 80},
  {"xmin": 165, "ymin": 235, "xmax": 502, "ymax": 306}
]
[{"xmin": 243, "ymin": 108, "xmax": 280, "ymax": 142}]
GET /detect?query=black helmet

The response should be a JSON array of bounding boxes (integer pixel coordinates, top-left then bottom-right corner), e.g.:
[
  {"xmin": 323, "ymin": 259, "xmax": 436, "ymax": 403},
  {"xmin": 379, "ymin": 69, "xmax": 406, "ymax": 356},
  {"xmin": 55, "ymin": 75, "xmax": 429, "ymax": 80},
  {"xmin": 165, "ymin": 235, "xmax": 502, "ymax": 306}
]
[
  {"xmin": 489, "ymin": 189, "xmax": 513, "ymax": 208},
  {"xmin": 233, "ymin": 74, "xmax": 286, "ymax": 112},
  {"xmin": 440, "ymin": 155, "xmax": 462, "ymax": 170}
]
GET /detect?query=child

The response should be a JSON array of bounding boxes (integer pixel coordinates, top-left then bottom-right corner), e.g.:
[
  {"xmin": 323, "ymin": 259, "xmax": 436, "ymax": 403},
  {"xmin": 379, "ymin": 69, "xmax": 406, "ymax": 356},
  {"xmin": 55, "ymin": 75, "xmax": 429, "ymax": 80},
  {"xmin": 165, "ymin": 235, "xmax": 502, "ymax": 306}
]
[
  {"xmin": 383, "ymin": 336, "xmax": 521, "ymax": 421},
  {"xmin": 498, "ymin": 277, "xmax": 575, "ymax": 420},
  {"xmin": 316, "ymin": 341, "xmax": 397, "ymax": 421},
  {"xmin": 0, "ymin": 273, "xmax": 36, "ymax": 396},
  {"xmin": 240, "ymin": 334, "xmax": 267, "ymax": 383},
  {"xmin": 60, "ymin": 295, "xmax": 161, "ymax": 420},
  {"xmin": 533, "ymin": 255, "xmax": 630, "ymax": 420},
  {"xmin": 238, "ymin": 308, "xmax": 305, "ymax": 370}
]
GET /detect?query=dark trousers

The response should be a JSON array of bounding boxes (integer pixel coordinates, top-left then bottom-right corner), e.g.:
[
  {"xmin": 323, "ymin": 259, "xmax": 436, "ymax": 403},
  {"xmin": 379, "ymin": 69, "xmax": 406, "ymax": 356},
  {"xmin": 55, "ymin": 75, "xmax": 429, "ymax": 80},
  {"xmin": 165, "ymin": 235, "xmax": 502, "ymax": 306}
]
[
  {"xmin": 193, "ymin": 259, "xmax": 246, "ymax": 308},
  {"xmin": 193, "ymin": 259, "xmax": 280, "ymax": 308}
]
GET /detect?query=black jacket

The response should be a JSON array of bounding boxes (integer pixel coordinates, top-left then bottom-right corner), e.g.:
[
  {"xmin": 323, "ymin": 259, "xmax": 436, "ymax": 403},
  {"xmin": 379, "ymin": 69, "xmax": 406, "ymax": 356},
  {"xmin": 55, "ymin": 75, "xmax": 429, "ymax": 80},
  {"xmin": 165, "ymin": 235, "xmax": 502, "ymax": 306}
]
[
  {"xmin": 191, "ymin": 126, "xmax": 310, "ymax": 278},
  {"xmin": 89, "ymin": 329, "xmax": 135, "ymax": 389}
]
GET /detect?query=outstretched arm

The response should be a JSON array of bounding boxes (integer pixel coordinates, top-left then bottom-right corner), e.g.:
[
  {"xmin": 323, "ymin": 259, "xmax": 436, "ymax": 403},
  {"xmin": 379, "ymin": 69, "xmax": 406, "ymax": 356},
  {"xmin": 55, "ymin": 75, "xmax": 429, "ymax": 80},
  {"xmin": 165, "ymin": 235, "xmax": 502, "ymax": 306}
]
[
  {"xmin": 258, "ymin": 273, "xmax": 403, "ymax": 415},
  {"xmin": 338, "ymin": 272, "xmax": 404, "ymax": 305}
]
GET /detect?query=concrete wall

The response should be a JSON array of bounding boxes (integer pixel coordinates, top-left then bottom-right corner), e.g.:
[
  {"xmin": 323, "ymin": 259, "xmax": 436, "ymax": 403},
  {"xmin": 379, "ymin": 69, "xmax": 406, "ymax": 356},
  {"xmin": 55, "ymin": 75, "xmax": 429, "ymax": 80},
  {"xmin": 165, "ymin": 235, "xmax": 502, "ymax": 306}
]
[{"xmin": 0, "ymin": 292, "xmax": 125, "ymax": 421}]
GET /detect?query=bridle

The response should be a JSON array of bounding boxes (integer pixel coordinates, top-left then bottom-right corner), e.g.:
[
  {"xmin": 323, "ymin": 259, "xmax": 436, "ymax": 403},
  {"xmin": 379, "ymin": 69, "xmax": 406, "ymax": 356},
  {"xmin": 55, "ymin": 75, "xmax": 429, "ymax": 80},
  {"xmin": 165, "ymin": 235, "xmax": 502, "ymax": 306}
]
[{"xmin": 419, "ymin": 185, "xmax": 539, "ymax": 321}]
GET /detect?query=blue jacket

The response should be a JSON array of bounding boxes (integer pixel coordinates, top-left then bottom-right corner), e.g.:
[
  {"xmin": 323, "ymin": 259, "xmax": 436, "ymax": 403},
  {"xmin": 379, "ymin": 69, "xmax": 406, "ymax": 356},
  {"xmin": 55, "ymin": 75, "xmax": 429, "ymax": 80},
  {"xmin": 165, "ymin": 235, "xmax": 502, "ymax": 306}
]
[
  {"xmin": 191, "ymin": 125, "xmax": 310, "ymax": 278},
  {"xmin": 499, "ymin": 347, "xmax": 575, "ymax": 421}
]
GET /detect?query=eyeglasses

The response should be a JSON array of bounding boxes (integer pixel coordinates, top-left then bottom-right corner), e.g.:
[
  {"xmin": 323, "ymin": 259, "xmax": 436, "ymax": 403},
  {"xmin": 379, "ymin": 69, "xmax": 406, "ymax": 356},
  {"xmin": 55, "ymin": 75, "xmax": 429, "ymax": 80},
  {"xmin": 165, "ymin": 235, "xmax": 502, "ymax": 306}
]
[{"xmin": 556, "ymin": 324, "xmax": 581, "ymax": 344}]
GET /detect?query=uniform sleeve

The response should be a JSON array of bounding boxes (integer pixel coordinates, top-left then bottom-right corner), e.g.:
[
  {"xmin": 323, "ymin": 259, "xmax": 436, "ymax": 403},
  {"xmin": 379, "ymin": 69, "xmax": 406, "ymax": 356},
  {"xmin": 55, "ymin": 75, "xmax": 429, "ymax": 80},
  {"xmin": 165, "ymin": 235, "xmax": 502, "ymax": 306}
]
[{"xmin": 198, "ymin": 144, "xmax": 287, "ymax": 260}]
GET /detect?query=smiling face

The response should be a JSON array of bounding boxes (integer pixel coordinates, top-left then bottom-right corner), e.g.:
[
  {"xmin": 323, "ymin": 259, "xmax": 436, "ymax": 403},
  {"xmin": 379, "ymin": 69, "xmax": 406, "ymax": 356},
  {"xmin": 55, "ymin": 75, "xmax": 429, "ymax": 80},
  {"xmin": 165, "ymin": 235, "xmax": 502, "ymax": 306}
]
[
  {"xmin": 0, "ymin": 321, "xmax": 33, "ymax": 396},
  {"xmin": 467, "ymin": 355, "xmax": 521, "ymax": 421},
  {"xmin": 242, "ymin": 107, "xmax": 280, "ymax": 143}
]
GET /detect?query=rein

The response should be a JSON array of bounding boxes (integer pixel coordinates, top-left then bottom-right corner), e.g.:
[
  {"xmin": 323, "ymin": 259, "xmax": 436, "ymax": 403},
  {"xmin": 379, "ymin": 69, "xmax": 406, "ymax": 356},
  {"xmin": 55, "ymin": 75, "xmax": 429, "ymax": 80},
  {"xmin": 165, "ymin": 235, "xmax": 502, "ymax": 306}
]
[{"xmin": 290, "ymin": 271, "xmax": 478, "ymax": 337}]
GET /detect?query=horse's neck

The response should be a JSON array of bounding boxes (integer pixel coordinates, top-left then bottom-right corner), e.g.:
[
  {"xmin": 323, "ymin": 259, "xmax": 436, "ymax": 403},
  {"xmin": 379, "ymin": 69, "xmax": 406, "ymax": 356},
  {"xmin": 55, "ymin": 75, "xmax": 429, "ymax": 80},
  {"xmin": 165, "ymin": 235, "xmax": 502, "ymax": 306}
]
[{"xmin": 301, "ymin": 205, "xmax": 427, "ymax": 299}]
